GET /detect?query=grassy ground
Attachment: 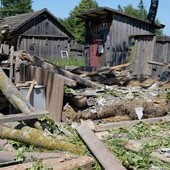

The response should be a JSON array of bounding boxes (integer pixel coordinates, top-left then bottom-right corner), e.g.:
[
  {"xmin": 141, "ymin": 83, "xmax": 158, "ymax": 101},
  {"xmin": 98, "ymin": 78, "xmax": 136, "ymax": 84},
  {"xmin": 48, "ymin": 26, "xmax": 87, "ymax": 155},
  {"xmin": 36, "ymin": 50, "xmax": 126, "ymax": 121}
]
[
  {"xmin": 103, "ymin": 121, "xmax": 170, "ymax": 170},
  {"xmin": 46, "ymin": 56, "xmax": 85, "ymax": 67}
]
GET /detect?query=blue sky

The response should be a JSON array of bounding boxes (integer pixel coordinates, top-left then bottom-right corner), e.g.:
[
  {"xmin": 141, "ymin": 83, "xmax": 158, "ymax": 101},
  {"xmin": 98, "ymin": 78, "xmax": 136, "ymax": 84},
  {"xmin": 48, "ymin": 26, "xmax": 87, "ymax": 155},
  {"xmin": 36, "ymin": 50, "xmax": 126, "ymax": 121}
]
[{"xmin": 32, "ymin": 0, "xmax": 170, "ymax": 35}]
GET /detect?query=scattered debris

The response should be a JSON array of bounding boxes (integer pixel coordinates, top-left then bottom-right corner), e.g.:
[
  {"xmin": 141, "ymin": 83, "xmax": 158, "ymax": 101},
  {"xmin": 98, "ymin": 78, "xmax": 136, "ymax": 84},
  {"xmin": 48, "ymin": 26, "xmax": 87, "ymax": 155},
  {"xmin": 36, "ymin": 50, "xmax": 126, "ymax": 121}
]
[{"xmin": 0, "ymin": 44, "xmax": 169, "ymax": 169}]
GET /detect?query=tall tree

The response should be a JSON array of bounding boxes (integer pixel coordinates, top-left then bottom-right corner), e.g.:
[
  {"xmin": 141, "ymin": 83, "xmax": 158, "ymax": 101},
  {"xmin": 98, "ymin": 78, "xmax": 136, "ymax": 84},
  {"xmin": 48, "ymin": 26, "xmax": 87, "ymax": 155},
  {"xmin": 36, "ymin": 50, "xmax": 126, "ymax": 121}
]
[
  {"xmin": 1, "ymin": 0, "xmax": 33, "ymax": 17},
  {"xmin": 61, "ymin": 0, "xmax": 98, "ymax": 44},
  {"xmin": 118, "ymin": 0, "xmax": 163, "ymax": 35}
]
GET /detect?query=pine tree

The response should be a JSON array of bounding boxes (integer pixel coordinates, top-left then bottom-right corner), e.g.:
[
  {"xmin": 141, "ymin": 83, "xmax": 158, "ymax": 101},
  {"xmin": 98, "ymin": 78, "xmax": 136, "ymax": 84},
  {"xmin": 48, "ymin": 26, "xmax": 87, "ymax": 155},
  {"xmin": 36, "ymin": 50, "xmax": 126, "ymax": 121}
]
[
  {"xmin": 117, "ymin": 0, "xmax": 163, "ymax": 35},
  {"xmin": 1, "ymin": 0, "xmax": 33, "ymax": 17},
  {"xmin": 61, "ymin": 0, "xmax": 98, "ymax": 44}
]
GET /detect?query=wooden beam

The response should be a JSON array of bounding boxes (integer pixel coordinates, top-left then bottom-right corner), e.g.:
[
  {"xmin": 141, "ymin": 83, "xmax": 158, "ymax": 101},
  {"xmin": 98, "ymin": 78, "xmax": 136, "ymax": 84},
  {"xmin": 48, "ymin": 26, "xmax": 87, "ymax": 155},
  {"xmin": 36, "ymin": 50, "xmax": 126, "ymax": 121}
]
[
  {"xmin": 20, "ymin": 34, "xmax": 69, "ymax": 39},
  {"xmin": 148, "ymin": 61, "xmax": 170, "ymax": 68},
  {"xmin": 0, "ymin": 156, "xmax": 94, "ymax": 170},
  {"xmin": 109, "ymin": 63, "xmax": 130, "ymax": 71},
  {"xmin": 0, "ymin": 151, "xmax": 73, "ymax": 164},
  {"xmin": 77, "ymin": 124, "xmax": 126, "ymax": 170},
  {"xmin": 80, "ymin": 63, "xmax": 130, "ymax": 77},
  {"xmin": 95, "ymin": 116, "xmax": 170, "ymax": 132},
  {"xmin": 26, "ymin": 80, "xmax": 36, "ymax": 101},
  {"xmin": 33, "ymin": 56, "xmax": 100, "ymax": 88},
  {"xmin": 0, "ymin": 111, "xmax": 49, "ymax": 123}
]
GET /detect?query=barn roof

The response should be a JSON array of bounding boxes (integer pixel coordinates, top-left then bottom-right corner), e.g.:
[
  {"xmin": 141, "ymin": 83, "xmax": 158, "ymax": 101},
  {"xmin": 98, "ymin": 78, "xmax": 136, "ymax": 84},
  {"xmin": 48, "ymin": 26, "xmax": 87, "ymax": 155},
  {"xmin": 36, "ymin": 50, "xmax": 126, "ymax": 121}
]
[
  {"xmin": 76, "ymin": 7, "xmax": 165, "ymax": 29},
  {"xmin": 0, "ymin": 8, "xmax": 74, "ymax": 38}
]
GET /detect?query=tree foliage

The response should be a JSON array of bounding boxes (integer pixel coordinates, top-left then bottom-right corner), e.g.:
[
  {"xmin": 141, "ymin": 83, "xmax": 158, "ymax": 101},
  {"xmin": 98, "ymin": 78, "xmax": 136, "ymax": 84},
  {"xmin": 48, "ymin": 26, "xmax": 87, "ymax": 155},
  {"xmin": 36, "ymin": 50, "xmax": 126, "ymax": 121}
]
[
  {"xmin": 1, "ymin": 0, "xmax": 33, "ymax": 17},
  {"xmin": 118, "ymin": 0, "xmax": 163, "ymax": 35},
  {"xmin": 61, "ymin": 0, "xmax": 98, "ymax": 44}
]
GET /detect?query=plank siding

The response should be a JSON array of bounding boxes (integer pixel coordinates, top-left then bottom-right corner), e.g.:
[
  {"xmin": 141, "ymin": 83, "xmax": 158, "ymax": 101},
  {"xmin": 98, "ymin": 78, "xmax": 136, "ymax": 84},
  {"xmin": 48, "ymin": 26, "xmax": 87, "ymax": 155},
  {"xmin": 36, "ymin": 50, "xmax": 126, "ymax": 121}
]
[
  {"xmin": 129, "ymin": 35, "xmax": 156, "ymax": 76},
  {"xmin": 151, "ymin": 37, "xmax": 170, "ymax": 76},
  {"xmin": 83, "ymin": 7, "xmax": 163, "ymax": 70},
  {"xmin": 0, "ymin": 9, "xmax": 75, "ymax": 59}
]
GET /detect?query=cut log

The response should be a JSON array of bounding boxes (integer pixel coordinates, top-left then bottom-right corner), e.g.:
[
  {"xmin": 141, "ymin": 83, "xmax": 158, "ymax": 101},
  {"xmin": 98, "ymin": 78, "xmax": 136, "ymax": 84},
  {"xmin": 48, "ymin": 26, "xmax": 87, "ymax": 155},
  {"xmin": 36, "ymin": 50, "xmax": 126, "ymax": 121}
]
[
  {"xmin": 33, "ymin": 56, "xmax": 100, "ymax": 88},
  {"xmin": 77, "ymin": 124, "xmax": 126, "ymax": 170},
  {"xmin": 0, "ymin": 156, "xmax": 94, "ymax": 170},
  {"xmin": 0, "ymin": 124, "xmax": 85, "ymax": 155},
  {"xmin": 0, "ymin": 111, "xmax": 49, "ymax": 123}
]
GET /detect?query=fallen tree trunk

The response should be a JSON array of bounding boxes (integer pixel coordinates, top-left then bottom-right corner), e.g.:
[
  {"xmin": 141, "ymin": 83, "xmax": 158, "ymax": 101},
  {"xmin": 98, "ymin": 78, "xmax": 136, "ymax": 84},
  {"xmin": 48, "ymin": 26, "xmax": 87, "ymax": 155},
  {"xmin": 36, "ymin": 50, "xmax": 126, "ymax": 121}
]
[
  {"xmin": 0, "ymin": 66, "xmax": 34, "ymax": 113},
  {"xmin": 0, "ymin": 124, "xmax": 85, "ymax": 155},
  {"xmin": 0, "ymin": 67, "xmax": 44, "ymax": 129}
]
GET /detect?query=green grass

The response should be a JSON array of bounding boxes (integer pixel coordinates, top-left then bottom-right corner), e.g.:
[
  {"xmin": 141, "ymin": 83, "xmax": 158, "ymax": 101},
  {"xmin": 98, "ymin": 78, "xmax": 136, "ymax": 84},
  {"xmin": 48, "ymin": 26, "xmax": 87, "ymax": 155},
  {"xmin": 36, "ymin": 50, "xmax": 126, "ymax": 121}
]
[
  {"xmin": 46, "ymin": 56, "xmax": 85, "ymax": 67},
  {"xmin": 103, "ymin": 122, "xmax": 170, "ymax": 170}
]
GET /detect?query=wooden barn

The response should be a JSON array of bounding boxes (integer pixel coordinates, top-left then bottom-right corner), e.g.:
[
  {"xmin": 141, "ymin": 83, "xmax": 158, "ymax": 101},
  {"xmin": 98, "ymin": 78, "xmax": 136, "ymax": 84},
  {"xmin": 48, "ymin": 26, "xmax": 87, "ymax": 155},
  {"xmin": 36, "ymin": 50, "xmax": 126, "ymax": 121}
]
[
  {"xmin": 0, "ymin": 8, "xmax": 74, "ymax": 59},
  {"xmin": 77, "ymin": 7, "xmax": 165, "ymax": 67}
]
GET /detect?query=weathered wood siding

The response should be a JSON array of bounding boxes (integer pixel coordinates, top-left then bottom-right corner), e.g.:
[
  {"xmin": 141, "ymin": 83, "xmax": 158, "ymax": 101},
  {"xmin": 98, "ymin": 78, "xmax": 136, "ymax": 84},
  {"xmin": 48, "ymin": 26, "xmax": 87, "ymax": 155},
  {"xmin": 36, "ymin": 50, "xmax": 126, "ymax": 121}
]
[
  {"xmin": 15, "ymin": 12, "xmax": 72, "ymax": 59},
  {"xmin": 152, "ymin": 36, "xmax": 170, "ymax": 76},
  {"xmin": 128, "ymin": 35, "xmax": 170, "ymax": 77},
  {"xmin": 128, "ymin": 35, "xmax": 156, "ymax": 76},
  {"xmin": 18, "ymin": 37, "xmax": 69, "ymax": 58},
  {"xmin": 85, "ymin": 13, "xmax": 157, "ymax": 67},
  {"xmin": 108, "ymin": 15, "xmax": 155, "ymax": 66},
  {"xmin": 15, "ymin": 12, "xmax": 69, "ymax": 37}
]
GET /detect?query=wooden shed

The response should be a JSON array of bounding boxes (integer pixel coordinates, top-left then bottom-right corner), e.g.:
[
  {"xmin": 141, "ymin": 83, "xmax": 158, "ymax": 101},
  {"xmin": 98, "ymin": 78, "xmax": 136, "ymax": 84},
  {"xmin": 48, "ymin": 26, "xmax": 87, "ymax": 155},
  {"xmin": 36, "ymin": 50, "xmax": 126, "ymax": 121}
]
[
  {"xmin": 77, "ymin": 7, "xmax": 164, "ymax": 67},
  {"xmin": 0, "ymin": 8, "xmax": 74, "ymax": 59}
]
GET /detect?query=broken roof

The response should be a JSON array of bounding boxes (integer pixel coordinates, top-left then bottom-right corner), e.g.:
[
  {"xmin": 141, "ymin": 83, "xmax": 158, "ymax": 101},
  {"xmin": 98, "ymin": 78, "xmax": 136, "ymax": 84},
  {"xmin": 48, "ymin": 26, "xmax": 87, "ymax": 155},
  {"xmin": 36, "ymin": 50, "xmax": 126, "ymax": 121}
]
[
  {"xmin": 0, "ymin": 8, "xmax": 74, "ymax": 38},
  {"xmin": 76, "ymin": 7, "xmax": 165, "ymax": 29}
]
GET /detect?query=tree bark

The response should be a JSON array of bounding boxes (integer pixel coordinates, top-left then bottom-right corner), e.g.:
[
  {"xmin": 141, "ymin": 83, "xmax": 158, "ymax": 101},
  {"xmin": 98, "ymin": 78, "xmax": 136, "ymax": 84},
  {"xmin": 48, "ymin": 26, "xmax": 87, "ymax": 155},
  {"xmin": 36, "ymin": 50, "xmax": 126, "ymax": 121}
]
[
  {"xmin": 0, "ymin": 124, "xmax": 85, "ymax": 155},
  {"xmin": 0, "ymin": 67, "xmax": 34, "ymax": 113},
  {"xmin": 0, "ymin": 66, "xmax": 44, "ymax": 129}
]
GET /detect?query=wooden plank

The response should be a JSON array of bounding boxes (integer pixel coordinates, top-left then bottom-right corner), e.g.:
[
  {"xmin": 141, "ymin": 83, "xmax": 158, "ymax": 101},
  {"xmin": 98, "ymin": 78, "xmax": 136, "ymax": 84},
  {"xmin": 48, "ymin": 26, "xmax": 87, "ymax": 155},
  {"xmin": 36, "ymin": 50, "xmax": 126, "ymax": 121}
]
[
  {"xmin": 77, "ymin": 124, "xmax": 126, "ymax": 170},
  {"xmin": 148, "ymin": 61, "xmax": 170, "ymax": 68},
  {"xmin": 95, "ymin": 116, "xmax": 170, "ymax": 132},
  {"xmin": 0, "ymin": 111, "xmax": 49, "ymax": 123},
  {"xmin": 9, "ymin": 46, "xmax": 14, "ymax": 81},
  {"xmin": 33, "ymin": 56, "xmax": 99, "ymax": 88},
  {"xmin": 0, "ymin": 151, "xmax": 73, "ymax": 164},
  {"xmin": 48, "ymin": 74, "xmax": 64, "ymax": 122},
  {"xmin": 14, "ymin": 52, "xmax": 21, "ymax": 84},
  {"xmin": 109, "ymin": 63, "xmax": 130, "ymax": 71},
  {"xmin": 26, "ymin": 80, "xmax": 36, "ymax": 101},
  {"xmin": 0, "ymin": 156, "xmax": 94, "ymax": 170}
]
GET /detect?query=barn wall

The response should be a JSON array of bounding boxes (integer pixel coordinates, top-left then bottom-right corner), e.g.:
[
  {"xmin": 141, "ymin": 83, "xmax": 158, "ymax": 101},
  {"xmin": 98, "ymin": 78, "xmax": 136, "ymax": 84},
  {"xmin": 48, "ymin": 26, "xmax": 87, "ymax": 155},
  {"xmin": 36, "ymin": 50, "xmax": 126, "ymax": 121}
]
[
  {"xmin": 17, "ymin": 36, "xmax": 70, "ymax": 59},
  {"xmin": 152, "ymin": 36, "xmax": 170, "ymax": 76},
  {"xmin": 109, "ymin": 14, "xmax": 155, "ymax": 66},
  {"xmin": 14, "ymin": 11, "xmax": 73, "ymax": 59},
  {"xmin": 15, "ymin": 12, "xmax": 69, "ymax": 37},
  {"xmin": 85, "ymin": 13, "xmax": 158, "ymax": 67},
  {"xmin": 128, "ymin": 35, "xmax": 156, "ymax": 76},
  {"xmin": 128, "ymin": 35, "xmax": 170, "ymax": 77}
]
